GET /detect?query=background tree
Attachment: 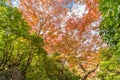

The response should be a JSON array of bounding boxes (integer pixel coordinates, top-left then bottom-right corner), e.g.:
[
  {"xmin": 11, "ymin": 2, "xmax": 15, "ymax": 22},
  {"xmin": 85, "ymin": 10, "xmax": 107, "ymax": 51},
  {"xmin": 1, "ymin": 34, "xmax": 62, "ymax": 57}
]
[
  {"xmin": 0, "ymin": 1, "xmax": 46, "ymax": 80},
  {"xmin": 98, "ymin": 0, "xmax": 120, "ymax": 80}
]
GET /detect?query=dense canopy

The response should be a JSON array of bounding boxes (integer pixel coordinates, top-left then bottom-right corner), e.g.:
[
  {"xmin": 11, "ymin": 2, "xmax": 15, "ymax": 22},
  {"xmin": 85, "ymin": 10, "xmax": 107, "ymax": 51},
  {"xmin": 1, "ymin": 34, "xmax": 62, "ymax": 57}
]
[{"xmin": 0, "ymin": 0, "xmax": 119, "ymax": 80}]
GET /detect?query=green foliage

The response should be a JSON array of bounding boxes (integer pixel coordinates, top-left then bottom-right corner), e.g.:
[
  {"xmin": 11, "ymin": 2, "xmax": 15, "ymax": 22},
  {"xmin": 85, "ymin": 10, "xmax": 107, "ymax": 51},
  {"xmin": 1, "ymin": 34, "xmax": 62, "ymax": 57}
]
[
  {"xmin": 0, "ymin": 0, "xmax": 31, "ymax": 68},
  {"xmin": 99, "ymin": 0, "xmax": 120, "ymax": 46},
  {"xmin": 27, "ymin": 53, "xmax": 80, "ymax": 80},
  {"xmin": 98, "ymin": 0, "xmax": 120, "ymax": 79},
  {"xmin": 0, "ymin": 1, "xmax": 45, "ymax": 79},
  {"xmin": 98, "ymin": 48, "xmax": 120, "ymax": 80}
]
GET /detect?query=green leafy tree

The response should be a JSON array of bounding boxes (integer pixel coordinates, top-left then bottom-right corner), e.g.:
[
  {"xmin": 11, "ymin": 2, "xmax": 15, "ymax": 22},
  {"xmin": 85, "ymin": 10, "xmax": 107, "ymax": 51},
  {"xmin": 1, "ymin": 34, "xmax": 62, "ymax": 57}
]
[
  {"xmin": 27, "ymin": 53, "xmax": 80, "ymax": 80},
  {"xmin": 0, "ymin": 1, "xmax": 46, "ymax": 80},
  {"xmin": 98, "ymin": 0, "xmax": 120, "ymax": 80}
]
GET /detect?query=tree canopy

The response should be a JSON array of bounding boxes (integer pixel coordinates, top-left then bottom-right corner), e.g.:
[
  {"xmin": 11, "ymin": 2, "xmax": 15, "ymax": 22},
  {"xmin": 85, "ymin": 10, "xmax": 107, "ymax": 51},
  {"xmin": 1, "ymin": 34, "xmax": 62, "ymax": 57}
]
[
  {"xmin": 0, "ymin": 0, "xmax": 120, "ymax": 80},
  {"xmin": 98, "ymin": 0, "xmax": 120, "ymax": 80}
]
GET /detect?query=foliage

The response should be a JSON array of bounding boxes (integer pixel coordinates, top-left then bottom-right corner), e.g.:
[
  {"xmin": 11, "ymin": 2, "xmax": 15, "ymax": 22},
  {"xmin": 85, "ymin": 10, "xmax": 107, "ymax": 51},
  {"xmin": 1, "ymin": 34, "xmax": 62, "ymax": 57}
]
[
  {"xmin": 0, "ymin": 1, "xmax": 45, "ymax": 79},
  {"xmin": 0, "ymin": 1, "xmax": 81, "ymax": 80},
  {"xmin": 98, "ymin": 48, "xmax": 120, "ymax": 80},
  {"xmin": 98, "ymin": 0, "xmax": 120, "ymax": 79},
  {"xmin": 18, "ymin": 0, "xmax": 102, "ymax": 79},
  {"xmin": 99, "ymin": 0, "xmax": 120, "ymax": 46},
  {"xmin": 26, "ymin": 53, "xmax": 81, "ymax": 80}
]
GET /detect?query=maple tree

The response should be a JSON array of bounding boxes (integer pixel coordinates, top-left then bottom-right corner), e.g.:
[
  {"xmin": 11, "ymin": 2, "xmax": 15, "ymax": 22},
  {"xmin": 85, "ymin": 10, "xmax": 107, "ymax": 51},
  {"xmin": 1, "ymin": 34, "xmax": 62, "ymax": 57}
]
[
  {"xmin": 53, "ymin": 20, "xmax": 102, "ymax": 80},
  {"xmin": 14, "ymin": 0, "xmax": 103, "ymax": 79}
]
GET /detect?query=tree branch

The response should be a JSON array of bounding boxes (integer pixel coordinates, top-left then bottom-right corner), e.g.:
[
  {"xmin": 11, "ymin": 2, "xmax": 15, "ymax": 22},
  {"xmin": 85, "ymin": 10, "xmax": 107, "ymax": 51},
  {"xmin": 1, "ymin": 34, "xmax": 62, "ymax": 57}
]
[
  {"xmin": 79, "ymin": 63, "xmax": 87, "ymax": 72},
  {"xmin": 81, "ymin": 64, "xmax": 100, "ymax": 80}
]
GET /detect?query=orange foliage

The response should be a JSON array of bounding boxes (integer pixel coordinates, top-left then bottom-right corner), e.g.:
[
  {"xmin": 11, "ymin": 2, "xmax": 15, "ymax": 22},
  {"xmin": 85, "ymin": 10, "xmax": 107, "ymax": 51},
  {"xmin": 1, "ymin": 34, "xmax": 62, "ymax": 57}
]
[{"xmin": 18, "ymin": 0, "xmax": 102, "ymax": 79}]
